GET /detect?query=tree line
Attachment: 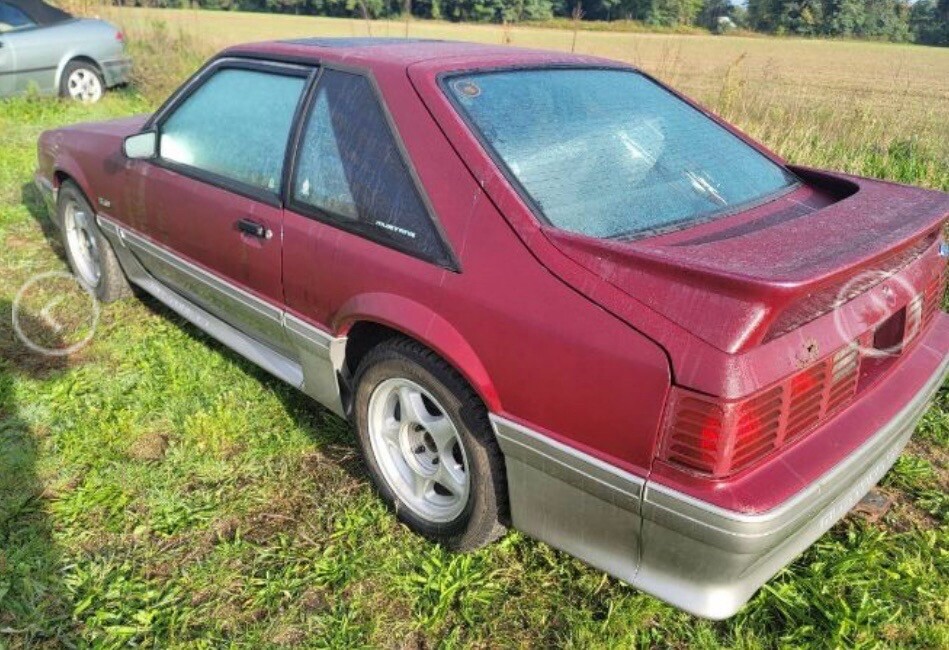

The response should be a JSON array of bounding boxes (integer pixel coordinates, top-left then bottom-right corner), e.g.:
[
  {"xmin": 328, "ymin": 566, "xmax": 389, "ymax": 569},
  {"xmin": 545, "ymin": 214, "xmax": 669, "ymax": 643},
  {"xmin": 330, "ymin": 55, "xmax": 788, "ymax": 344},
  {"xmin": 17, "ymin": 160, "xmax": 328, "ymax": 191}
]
[{"xmin": 139, "ymin": 0, "xmax": 949, "ymax": 45}]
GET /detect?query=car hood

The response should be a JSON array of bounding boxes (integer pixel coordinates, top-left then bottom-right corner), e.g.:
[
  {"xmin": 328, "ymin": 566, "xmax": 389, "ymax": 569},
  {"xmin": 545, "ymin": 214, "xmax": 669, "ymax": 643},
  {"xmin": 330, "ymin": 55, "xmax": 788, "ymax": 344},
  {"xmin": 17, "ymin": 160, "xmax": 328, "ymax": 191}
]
[
  {"xmin": 544, "ymin": 166, "xmax": 949, "ymax": 353},
  {"xmin": 57, "ymin": 115, "xmax": 150, "ymax": 137}
]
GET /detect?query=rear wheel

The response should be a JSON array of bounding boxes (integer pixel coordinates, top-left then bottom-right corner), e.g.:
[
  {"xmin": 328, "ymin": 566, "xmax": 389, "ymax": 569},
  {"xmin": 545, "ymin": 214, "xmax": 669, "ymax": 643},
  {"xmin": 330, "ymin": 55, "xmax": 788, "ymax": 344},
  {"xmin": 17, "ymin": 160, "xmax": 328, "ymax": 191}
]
[
  {"xmin": 60, "ymin": 61, "xmax": 104, "ymax": 103},
  {"xmin": 58, "ymin": 182, "xmax": 130, "ymax": 303},
  {"xmin": 353, "ymin": 338, "xmax": 507, "ymax": 551}
]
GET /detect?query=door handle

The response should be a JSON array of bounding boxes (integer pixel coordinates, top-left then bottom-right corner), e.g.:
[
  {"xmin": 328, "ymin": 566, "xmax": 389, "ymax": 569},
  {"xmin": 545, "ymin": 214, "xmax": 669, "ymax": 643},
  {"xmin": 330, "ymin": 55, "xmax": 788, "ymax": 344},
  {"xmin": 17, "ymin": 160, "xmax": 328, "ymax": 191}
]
[{"xmin": 236, "ymin": 218, "xmax": 272, "ymax": 240}]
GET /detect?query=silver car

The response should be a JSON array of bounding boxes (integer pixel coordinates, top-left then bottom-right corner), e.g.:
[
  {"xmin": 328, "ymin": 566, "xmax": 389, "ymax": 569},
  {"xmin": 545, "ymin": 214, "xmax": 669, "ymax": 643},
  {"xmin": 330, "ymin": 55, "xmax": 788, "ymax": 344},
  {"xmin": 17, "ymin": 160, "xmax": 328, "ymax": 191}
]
[{"xmin": 0, "ymin": 0, "xmax": 131, "ymax": 102}]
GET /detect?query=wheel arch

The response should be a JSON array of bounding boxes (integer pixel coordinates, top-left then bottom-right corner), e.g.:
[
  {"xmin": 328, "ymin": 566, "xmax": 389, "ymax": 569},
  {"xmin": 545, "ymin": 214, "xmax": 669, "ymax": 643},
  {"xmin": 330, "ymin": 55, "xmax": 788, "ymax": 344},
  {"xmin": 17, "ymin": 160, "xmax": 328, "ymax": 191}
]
[
  {"xmin": 55, "ymin": 55, "xmax": 104, "ymax": 94},
  {"xmin": 335, "ymin": 294, "xmax": 501, "ymax": 414},
  {"xmin": 50, "ymin": 167, "xmax": 93, "ymax": 228}
]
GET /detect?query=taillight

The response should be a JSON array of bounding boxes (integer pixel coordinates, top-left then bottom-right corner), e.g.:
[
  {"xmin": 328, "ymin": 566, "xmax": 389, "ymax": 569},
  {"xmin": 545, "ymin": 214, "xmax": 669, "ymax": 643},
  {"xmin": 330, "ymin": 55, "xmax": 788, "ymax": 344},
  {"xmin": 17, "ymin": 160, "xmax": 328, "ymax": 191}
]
[
  {"xmin": 116, "ymin": 31, "xmax": 125, "ymax": 42},
  {"xmin": 920, "ymin": 265, "xmax": 947, "ymax": 331},
  {"xmin": 659, "ymin": 344, "xmax": 861, "ymax": 478},
  {"xmin": 662, "ymin": 256, "xmax": 944, "ymax": 479}
]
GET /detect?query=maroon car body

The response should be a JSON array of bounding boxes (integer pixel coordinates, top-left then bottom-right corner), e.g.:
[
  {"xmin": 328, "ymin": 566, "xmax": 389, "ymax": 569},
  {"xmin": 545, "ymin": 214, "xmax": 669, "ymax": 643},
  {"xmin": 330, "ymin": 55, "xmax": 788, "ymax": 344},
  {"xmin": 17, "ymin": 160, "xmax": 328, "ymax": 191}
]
[{"xmin": 35, "ymin": 38, "xmax": 949, "ymax": 619}]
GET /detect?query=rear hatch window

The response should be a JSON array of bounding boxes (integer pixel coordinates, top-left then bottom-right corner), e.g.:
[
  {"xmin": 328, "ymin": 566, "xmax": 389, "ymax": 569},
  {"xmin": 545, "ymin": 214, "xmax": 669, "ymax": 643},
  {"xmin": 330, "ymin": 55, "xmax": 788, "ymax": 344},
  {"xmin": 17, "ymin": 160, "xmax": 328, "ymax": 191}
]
[{"xmin": 444, "ymin": 68, "xmax": 798, "ymax": 240}]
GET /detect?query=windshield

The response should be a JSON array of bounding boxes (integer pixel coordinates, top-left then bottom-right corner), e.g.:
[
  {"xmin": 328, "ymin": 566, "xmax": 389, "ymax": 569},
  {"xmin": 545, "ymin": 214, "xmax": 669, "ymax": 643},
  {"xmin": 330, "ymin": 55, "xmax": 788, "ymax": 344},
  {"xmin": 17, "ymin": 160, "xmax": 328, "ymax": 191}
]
[{"xmin": 445, "ymin": 68, "xmax": 797, "ymax": 240}]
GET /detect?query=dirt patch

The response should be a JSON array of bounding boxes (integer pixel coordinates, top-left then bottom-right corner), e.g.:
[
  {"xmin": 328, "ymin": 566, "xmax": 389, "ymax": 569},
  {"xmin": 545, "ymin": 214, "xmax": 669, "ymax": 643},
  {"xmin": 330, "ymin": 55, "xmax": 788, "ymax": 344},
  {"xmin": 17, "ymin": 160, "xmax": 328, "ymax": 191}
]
[
  {"xmin": 270, "ymin": 625, "xmax": 306, "ymax": 647},
  {"xmin": 300, "ymin": 587, "xmax": 329, "ymax": 613},
  {"xmin": 142, "ymin": 561, "xmax": 176, "ymax": 580},
  {"xmin": 399, "ymin": 631, "xmax": 430, "ymax": 650},
  {"xmin": 209, "ymin": 516, "xmax": 241, "ymax": 544},
  {"xmin": 879, "ymin": 488, "xmax": 940, "ymax": 533},
  {"xmin": 190, "ymin": 588, "xmax": 214, "ymax": 607},
  {"xmin": 38, "ymin": 473, "xmax": 84, "ymax": 501},
  {"xmin": 127, "ymin": 432, "xmax": 170, "ymax": 462}
]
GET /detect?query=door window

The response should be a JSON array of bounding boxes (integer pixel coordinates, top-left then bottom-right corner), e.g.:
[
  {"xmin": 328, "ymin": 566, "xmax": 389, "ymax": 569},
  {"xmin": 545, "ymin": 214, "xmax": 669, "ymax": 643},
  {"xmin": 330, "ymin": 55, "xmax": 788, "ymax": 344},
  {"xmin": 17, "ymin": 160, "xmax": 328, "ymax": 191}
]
[
  {"xmin": 291, "ymin": 69, "xmax": 451, "ymax": 266},
  {"xmin": 0, "ymin": 2, "xmax": 35, "ymax": 31},
  {"xmin": 159, "ymin": 67, "xmax": 306, "ymax": 195}
]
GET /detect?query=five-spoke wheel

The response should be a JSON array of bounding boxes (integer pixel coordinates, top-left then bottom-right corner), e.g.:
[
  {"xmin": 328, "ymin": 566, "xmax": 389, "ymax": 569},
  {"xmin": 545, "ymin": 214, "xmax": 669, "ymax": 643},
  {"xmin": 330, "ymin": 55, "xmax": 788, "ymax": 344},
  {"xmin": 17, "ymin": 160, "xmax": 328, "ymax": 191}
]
[
  {"xmin": 63, "ymin": 198, "xmax": 102, "ymax": 289},
  {"xmin": 354, "ymin": 338, "xmax": 507, "ymax": 550},
  {"xmin": 57, "ymin": 182, "xmax": 131, "ymax": 303},
  {"xmin": 368, "ymin": 378, "xmax": 470, "ymax": 522}
]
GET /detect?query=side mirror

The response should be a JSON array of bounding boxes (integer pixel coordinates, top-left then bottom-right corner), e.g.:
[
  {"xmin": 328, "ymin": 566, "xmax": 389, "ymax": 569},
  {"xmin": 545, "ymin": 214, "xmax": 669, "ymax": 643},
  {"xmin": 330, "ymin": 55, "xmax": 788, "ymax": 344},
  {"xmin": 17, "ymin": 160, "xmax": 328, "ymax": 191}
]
[{"xmin": 123, "ymin": 131, "xmax": 157, "ymax": 160}]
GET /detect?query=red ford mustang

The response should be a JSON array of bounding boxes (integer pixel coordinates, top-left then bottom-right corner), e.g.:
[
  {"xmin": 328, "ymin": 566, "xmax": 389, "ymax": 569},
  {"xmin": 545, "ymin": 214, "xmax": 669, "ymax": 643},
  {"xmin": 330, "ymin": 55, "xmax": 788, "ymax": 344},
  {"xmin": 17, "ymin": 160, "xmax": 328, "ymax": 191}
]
[{"xmin": 34, "ymin": 38, "xmax": 948, "ymax": 619}]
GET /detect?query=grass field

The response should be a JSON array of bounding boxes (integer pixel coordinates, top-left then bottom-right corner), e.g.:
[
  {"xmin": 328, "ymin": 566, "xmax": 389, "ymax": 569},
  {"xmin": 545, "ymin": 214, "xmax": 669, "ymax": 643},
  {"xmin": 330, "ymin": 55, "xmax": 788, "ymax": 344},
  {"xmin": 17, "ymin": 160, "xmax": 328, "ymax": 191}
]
[{"xmin": 1, "ymin": 8, "xmax": 948, "ymax": 648}]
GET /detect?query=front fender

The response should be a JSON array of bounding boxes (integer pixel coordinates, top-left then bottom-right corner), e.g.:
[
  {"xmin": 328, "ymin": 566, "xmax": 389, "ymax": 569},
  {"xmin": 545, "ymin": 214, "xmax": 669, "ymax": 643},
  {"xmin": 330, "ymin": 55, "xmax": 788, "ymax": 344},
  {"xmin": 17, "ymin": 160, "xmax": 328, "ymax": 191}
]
[
  {"xmin": 48, "ymin": 149, "xmax": 94, "ymax": 227},
  {"xmin": 333, "ymin": 293, "xmax": 501, "ymax": 411}
]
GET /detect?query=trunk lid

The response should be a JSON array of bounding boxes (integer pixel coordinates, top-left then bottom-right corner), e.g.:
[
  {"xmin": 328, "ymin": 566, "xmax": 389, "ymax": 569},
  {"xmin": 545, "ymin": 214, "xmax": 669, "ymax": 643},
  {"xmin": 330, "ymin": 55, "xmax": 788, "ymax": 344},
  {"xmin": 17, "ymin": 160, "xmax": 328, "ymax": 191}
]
[{"xmin": 545, "ymin": 167, "xmax": 949, "ymax": 353}]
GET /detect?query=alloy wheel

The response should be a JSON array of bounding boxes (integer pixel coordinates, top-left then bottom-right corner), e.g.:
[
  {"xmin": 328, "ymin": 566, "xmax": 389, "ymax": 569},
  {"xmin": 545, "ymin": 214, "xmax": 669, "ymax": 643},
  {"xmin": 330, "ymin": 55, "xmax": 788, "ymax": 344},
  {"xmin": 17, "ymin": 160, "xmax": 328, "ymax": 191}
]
[
  {"xmin": 67, "ymin": 68, "xmax": 103, "ymax": 103},
  {"xmin": 367, "ymin": 377, "xmax": 470, "ymax": 522},
  {"xmin": 63, "ymin": 199, "xmax": 102, "ymax": 288}
]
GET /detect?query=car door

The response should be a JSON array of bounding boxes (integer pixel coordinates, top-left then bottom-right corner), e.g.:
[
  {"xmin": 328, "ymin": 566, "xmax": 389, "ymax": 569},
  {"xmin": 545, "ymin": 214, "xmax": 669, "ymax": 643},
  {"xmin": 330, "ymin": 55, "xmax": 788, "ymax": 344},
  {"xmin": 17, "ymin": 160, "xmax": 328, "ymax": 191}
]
[
  {"xmin": 0, "ymin": 33, "xmax": 14, "ymax": 96},
  {"xmin": 0, "ymin": 1, "xmax": 37, "ymax": 95},
  {"xmin": 125, "ymin": 59, "xmax": 313, "ymax": 354}
]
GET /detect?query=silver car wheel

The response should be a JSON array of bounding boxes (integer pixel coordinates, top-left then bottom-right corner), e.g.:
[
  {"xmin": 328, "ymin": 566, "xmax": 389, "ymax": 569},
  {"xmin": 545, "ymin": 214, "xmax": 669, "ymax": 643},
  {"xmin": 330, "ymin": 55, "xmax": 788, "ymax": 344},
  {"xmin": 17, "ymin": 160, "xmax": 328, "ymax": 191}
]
[
  {"xmin": 67, "ymin": 68, "xmax": 103, "ymax": 103},
  {"xmin": 63, "ymin": 199, "xmax": 101, "ymax": 288},
  {"xmin": 367, "ymin": 378, "xmax": 470, "ymax": 523}
]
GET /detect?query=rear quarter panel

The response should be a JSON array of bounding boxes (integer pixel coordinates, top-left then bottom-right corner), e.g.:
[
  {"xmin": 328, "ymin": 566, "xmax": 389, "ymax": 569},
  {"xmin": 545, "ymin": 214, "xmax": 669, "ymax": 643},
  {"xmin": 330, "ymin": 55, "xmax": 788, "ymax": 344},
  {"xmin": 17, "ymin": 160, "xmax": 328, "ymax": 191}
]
[
  {"xmin": 284, "ymin": 61, "xmax": 673, "ymax": 473},
  {"xmin": 7, "ymin": 19, "xmax": 123, "ymax": 95}
]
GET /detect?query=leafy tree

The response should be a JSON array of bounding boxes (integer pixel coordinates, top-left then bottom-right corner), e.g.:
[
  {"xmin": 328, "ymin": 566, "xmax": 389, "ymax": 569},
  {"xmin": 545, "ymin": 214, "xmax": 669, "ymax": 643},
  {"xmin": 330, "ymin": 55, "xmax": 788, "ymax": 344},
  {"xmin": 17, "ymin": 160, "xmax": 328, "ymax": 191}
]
[
  {"xmin": 778, "ymin": 0, "xmax": 824, "ymax": 34},
  {"xmin": 747, "ymin": 0, "xmax": 783, "ymax": 30},
  {"xmin": 822, "ymin": 0, "xmax": 866, "ymax": 36},
  {"xmin": 698, "ymin": 0, "xmax": 732, "ymax": 30},
  {"xmin": 647, "ymin": 0, "xmax": 702, "ymax": 26},
  {"xmin": 909, "ymin": 0, "xmax": 949, "ymax": 43}
]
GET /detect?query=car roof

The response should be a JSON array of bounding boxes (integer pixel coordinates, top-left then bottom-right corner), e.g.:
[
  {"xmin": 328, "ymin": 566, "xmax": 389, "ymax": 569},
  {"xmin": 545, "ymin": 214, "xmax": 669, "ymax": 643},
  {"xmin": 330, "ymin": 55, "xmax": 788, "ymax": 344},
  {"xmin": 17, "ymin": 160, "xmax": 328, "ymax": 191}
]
[{"xmin": 222, "ymin": 37, "xmax": 622, "ymax": 75}]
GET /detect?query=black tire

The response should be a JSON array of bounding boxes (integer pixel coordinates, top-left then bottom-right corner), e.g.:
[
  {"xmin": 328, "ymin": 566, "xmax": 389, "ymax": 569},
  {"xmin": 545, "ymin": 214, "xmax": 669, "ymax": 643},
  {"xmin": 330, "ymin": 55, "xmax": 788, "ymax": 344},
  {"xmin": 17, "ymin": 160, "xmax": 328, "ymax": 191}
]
[
  {"xmin": 59, "ymin": 60, "xmax": 105, "ymax": 103},
  {"xmin": 57, "ymin": 181, "xmax": 131, "ymax": 303},
  {"xmin": 353, "ymin": 337, "xmax": 508, "ymax": 551}
]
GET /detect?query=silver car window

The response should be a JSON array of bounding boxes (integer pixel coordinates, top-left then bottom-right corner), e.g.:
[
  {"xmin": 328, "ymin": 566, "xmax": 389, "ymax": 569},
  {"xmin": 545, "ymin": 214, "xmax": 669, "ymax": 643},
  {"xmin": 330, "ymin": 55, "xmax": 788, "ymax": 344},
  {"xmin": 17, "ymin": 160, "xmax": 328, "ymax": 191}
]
[
  {"xmin": 0, "ymin": 2, "xmax": 35, "ymax": 32},
  {"xmin": 159, "ymin": 67, "xmax": 305, "ymax": 194}
]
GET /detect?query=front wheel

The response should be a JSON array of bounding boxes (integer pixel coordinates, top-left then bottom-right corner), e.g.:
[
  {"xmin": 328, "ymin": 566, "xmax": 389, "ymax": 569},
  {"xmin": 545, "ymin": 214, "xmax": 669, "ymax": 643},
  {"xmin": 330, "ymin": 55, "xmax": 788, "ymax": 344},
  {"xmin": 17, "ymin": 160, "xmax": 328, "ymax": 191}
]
[
  {"xmin": 58, "ymin": 182, "xmax": 130, "ymax": 302},
  {"xmin": 353, "ymin": 338, "xmax": 508, "ymax": 551}
]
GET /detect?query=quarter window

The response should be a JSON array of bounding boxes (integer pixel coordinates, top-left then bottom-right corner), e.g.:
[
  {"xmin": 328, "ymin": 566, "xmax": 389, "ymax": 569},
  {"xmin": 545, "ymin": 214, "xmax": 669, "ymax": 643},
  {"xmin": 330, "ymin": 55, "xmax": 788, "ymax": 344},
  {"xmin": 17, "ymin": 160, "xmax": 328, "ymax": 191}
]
[
  {"xmin": 160, "ymin": 67, "xmax": 306, "ymax": 195},
  {"xmin": 0, "ymin": 3, "xmax": 35, "ymax": 31},
  {"xmin": 292, "ymin": 69, "xmax": 450, "ymax": 265}
]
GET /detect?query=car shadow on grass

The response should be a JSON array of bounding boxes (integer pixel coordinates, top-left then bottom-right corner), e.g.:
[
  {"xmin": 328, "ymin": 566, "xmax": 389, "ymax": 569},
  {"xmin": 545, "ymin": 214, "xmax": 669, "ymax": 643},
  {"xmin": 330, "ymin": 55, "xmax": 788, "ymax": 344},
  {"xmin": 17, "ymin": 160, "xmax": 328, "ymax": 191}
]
[
  {"xmin": 20, "ymin": 182, "xmax": 66, "ymax": 263},
  {"xmin": 20, "ymin": 178, "xmax": 362, "ymax": 470},
  {"xmin": 134, "ymin": 289, "xmax": 369, "ymax": 480},
  {"xmin": 0, "ymin": 300, "xmax": 75, "ymax": 645},
  {"xmin": 19, "ymin": 177, "xmax": 371, "ymax": 536}
]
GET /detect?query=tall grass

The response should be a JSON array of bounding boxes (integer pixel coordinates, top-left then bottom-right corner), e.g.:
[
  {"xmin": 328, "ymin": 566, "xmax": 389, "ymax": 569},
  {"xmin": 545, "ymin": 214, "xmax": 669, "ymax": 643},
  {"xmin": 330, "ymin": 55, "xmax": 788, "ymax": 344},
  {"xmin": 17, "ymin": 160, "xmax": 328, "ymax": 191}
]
[
  {"xmin": 122, "ymin": 20, "xmax": 217, "ymax": 101},
  {"xmin": 101, "ymin": 7, "xmax": 949, "ymax": 191},
  {"xmin": 705, "ymin": 55, "xmax": 949, "ymax": 190}
]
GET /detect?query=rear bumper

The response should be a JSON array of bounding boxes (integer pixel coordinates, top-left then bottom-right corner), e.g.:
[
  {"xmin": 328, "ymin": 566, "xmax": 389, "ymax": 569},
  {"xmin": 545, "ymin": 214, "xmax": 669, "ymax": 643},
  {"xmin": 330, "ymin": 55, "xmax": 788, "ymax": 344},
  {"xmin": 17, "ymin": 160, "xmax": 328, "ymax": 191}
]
[
  {"xmin": 101, "ymin": 56, "xmax": 132, "ymax": 88},
  {"xmin": 492, "ymin": 312, "xmax": 948, "ymax": 619}
]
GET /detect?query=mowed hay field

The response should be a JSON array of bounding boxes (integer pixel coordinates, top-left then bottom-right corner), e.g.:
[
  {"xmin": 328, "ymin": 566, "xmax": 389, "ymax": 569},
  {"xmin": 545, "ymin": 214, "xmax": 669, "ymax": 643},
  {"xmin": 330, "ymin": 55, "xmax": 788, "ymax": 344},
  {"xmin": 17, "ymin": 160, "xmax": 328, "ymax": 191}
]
[
  {"xmin": 1, "ymin": 7, "xmax": 948, "ymax": 648},
  {"xmin": 103, "ymin": 6, "xmax": 949, "ymax": 192}
]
